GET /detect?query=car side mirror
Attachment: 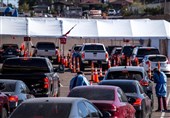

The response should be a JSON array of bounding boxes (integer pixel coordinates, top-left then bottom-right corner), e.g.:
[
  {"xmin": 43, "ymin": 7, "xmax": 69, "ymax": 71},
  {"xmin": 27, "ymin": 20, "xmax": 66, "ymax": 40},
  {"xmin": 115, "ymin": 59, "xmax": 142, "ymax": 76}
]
[
  {"xmin": 54, "ymin": 64, "xmax": 65, "ymax": 73},
  {"xmin": 31, "ymin": 46, "xmax": 35, "ymax": 48},
  {"xmin": 101, "ymin": 111, "xmax": 111, "ymax": 118},
  {"xmin": 56, "ymin": 46, "xmax": 59, "ymax": 49},
  {"xmin": 69, "ymin": 49, "xmax": 71, "ymax": 52}
]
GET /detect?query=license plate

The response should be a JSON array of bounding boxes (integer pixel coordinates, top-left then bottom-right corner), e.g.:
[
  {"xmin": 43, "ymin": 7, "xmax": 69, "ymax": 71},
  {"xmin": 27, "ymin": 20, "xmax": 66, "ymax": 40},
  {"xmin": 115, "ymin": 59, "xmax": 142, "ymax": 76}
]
[
  {"xmin": 52, "ymin": 57, "xmax": 56, "ymax": 59},
  {"xmin": 8, "ymin": 52, "xmax": 13, "ymax": 54}
]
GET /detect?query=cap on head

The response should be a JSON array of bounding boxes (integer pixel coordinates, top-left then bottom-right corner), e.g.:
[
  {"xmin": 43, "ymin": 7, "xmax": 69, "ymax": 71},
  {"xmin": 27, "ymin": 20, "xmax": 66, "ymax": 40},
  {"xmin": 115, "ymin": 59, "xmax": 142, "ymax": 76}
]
[
  {"xmin": 77, "ymin": 71, "xmax": 84, "ymax": 75},
  {"xmin": 153, "ymin": 68, "xmax": 159, "ymax": 72}
]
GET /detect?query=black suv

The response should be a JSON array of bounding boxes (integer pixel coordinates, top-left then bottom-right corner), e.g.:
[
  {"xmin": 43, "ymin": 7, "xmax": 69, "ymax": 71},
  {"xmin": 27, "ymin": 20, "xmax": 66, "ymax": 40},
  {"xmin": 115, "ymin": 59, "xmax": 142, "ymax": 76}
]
[{"xmin": 0, "ymin": 44, "xmax": 21, "ymax": 62}]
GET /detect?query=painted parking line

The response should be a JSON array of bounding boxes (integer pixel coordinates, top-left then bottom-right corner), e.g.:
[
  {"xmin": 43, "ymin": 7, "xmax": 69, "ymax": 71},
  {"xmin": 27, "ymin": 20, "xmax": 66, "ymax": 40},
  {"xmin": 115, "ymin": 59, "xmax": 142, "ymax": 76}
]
[{"xmin": 161, "ymin": 92, "xmax": 170, "ymax": 118}]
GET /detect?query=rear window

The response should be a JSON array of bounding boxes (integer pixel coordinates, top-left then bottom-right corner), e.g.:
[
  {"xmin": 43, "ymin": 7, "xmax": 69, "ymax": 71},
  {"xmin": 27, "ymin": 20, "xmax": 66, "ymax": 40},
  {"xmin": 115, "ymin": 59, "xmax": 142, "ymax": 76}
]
[
  {"xmin": 2, "ymin": 58, "xmax": 49, "ymax": 74},
  {"xmin": 0, "ymin": 82, "xmax": 15, "ymax": 92},
  {"xmin": 122, "ymin": 46, "xmax": 135, "ymax": 57},
  {"xmin": 114, "ymin": 49, "xmax": 122, "ymax": 55},
  {"xmin": 137, "ymin": 48, "xmax": 159, "ymax": 56},
  {"xmin": 68, "ymin": 89, "xmax": 114, "ymax": 100},
  {"xmin": 36, "ymin": 43, "xmax": 55, "ymax": 50},
  {"xmin": 103, "ymin": 82, "xmax": 137, "ymax": 94},
  {"xmin": 84, "ymin": 45, "xmax": 104, "ymax": 51},
  {"xmin": 148, "ymin": 56, "xmax": 167, "ymax": 62},
  {"xmin": 10, "ymin": 103, "xmax": 71, "ymax": 118},
  {"xmin": 2, "ymin": 45, "xmax": 18, "ymax": 50},
  {"xmin": 106, "ymin": 71, "xmax": 143, "ymax": 81},
  {"xmin": 74, "ymin": 46, "xmax": 81, "ymax": 51}
]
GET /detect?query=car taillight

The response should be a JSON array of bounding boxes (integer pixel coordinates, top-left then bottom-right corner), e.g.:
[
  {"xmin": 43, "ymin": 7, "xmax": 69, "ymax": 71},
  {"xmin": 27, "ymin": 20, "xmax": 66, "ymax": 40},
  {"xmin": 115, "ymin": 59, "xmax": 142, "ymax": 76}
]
[
  {"xmin": 105, "ymin": 52, "xmax": 109, "ymax": 59},
  {"xmin": 104, "ymin": 104, "xmax": 117, "ymax": 112},
  {"xmin": 0, "ymin": 49, "xmax": 4, "ymax": 52},
  {"xmin": 8, "ymin": 95, "xmax": 18, "ymax": 102},
  {"xmin": 140, "ymin": 79, "xmax": 149, "ymax": 86},
  {"xmin": 44, "ymin": 77, "xmax": 49, "ymax": 89},
  {"xmin": 56, "ymin": 49, "xmax": 59, "ymax": 56},
  {"xmin": 133, "ymin": 98, "xmax": 142, "ymax": 105},
  {"xmin": 145, "ymin": 61, "xmax": 149, "ymax": 65},
  {"xmin": 82, "ymin": 52, "xmax": 85, "ymax": 59}
]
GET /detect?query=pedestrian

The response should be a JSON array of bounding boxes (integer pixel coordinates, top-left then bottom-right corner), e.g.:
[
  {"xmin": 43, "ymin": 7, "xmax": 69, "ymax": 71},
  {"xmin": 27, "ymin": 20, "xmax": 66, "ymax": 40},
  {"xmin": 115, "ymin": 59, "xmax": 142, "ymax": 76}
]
[
  {"xmin": 153, "ymin": 68, "xmax": 168, "ymax": 112},
  {"xmin": 69, "ymin": 71, "xmax": 90, "ymax": 90}
]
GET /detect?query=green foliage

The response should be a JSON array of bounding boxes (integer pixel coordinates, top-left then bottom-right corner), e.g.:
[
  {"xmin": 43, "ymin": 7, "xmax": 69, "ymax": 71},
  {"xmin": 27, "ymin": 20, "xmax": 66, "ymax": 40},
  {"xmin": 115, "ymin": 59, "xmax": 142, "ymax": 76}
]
[{"xmin": 144, "ymin": 6, "xmax": 164, "ymax": 15}]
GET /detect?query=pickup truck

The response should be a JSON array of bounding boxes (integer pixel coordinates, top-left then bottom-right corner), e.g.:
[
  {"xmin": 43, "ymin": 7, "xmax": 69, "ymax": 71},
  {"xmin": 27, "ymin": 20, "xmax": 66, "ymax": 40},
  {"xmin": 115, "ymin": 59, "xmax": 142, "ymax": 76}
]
[
  {"xmin": 32, "ymin": 42, "xmax": 60, "ymax": 64},
  {"xmin": 79, "ymin": 43, "xmax": 109, "ymax": 71},
  {"xmin": 0, "ymin": 57, "xmax": 61, "ymax": 97}
]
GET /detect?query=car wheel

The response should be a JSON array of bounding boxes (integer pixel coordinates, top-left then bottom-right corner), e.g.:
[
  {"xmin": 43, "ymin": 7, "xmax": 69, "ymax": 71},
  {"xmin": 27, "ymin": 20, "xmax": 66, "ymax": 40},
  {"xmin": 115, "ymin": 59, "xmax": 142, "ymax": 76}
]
[{"xmin": 1, "ymin": 107, "xmax": 8, "ymax": 118}]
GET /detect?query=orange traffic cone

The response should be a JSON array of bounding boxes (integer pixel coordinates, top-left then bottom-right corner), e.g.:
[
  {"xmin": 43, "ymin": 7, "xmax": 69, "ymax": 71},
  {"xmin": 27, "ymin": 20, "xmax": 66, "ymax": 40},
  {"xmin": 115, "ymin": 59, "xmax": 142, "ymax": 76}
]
[
  {"xmin": 91, "ymin": 62, "xmax": 94, "ymax": 82},
  {"xmin": 72, "ymin": 57, "xmax": 76, "ymax": 73},
  {"xmin": 77, "ymin": 57, "xmax": 80, "ymax": 72},
  {"xmin": 93, "ymin": 68, "xmax": 99, "ymax": 83},
  {"xmin": 135, "ymin": 57, "xmax": 139, "ymax": 66},
  {"xmin": 148, "ymin": 61, "xmax": 152, "ymax": 79},
  {"xmin": 108, "ymin": 60, "xmax": 111, "ymax": 69},
  {"xmin": 99, "ymin": 68, "xmax": 103, "ymax": 77}
]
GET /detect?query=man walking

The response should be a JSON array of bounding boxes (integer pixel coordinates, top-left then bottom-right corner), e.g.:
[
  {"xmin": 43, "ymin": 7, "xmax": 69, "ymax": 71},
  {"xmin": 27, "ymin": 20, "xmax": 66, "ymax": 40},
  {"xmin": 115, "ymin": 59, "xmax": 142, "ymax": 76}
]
[{"xmin": 69, "ymin": 71, "xmax": 90, "ymax": 90}]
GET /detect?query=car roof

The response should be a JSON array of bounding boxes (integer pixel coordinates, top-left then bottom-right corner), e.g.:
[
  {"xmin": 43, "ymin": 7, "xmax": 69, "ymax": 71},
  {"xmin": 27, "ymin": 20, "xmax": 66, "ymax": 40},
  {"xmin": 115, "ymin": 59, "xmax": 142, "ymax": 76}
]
[
  {"xmin": 73, "ymin": 85, "xmax": 119, "ymax": 90},
  {"xmin": 83, "ymin": 43, "xmax": 104, "ymax": 45},
  {"xmin": 108, "ymin": 66, "xmax": 145, "ymax": 72},
  {"xmin": 22, "ymin": 97, "xmax": 87, "ymax": 104},
  {"xmin": 144, "ymin": 54, "xmax": 167, "ymax": 57},
  {"xmin": 135, "ymin": 46, "xmax": 157, "ymax": 49},
  {"xmin": 0, "ymin": 79, "xmax": 21, "ymax": 83}
]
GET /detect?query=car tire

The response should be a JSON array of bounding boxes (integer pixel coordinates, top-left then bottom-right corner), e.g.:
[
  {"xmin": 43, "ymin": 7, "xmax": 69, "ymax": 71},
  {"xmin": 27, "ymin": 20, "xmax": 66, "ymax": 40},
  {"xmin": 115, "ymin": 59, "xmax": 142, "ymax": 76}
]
[{"xmin": 1, "ymin": 107, "xmax": 8, "ymax": 118}]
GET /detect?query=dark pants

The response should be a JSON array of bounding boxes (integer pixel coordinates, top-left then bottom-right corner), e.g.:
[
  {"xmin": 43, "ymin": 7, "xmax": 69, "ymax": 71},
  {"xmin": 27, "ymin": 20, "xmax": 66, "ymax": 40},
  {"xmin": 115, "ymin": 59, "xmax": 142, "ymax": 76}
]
[{"xmin": 157, "ymin": 96, "xmax": 167, "ymax": 110}]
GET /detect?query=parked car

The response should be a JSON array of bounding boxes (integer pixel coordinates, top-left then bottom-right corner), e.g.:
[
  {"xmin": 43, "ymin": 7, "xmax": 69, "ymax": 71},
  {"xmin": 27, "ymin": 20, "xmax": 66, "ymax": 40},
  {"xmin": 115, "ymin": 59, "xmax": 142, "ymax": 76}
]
[
  {"xmin": 32, "ymin": 42, "xmax": 60, "ymax": 64},
  {"xmin": 9, "ymin": 97, "xmax": 109, "ymax": 118},
  {"xmin": 103, "ymin": 66, "xmax": 154, "ymax": 108},
  {"xmin": 99, "ymin": 80, "xmax": 152, "ymax": 118},
  {"xmin": 107, "ymin": 9, "xmax": 116, "ymax": 16},
  {"xmin": 0, "ymin": 44, "xmax": 21, "ymax": 62},
  {"xmin": 141, "ymin": 54, "xmax": 170, "ymax": 76},
  {"xmin": 69, "ymin": 44, "xmax": 82, "ymax": 59},
  {"xmin": 131, "ymin": 46, "xmax": 160, "ymax": 65},
  {"xmin": 0, "ymin": 92, "xmax": 10, "ymax": 118},
  {"xmin": 68, "ymin": 85, "xmax": 136, "ymax": 118},
  {"xmin": 0, "ymin": 79, "xmax": 34, "ymax": 112}
]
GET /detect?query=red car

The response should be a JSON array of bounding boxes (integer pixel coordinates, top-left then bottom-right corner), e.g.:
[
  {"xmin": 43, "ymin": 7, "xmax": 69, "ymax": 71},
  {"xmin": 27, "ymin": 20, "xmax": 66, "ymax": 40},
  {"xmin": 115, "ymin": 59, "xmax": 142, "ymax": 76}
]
[
  {"xmin": 68, "ymin": 85, "xmax": 136, "ymax": 118},
  {"xmin": 0, "ymin": 92, "xmax": 10, "ymax": 118}
]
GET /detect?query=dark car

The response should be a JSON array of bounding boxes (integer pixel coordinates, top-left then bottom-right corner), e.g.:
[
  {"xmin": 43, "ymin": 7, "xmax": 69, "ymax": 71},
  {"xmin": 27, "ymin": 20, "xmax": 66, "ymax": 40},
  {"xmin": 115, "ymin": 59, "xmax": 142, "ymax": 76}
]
[
  {"xmin": 119, "ymin": 45, "xmax": 136, "ymax": 66},
  {"xmin": 99, "ymin": 80, "xmax": 152, "ymax": 118},
  {"xmin": 104, "ymin": 66, "xmax": 154, "ymax": 108},
  {"xmin": 9, "ymin": 97, "xmax": 109, "ymax": 118},
  {"xmin": 0, "ymin": 44, "xmax": 21, "ymax": 62},
  {"xmin": 0, "ymin": 92, "xmax": 10, "ymax": 118},
  {"xmin": 0, "ymin": 79, "xmax": 34, "ymax": 112},
  {"xmin": 68, "ymin": 85, "xmax": 136, "ymax": 118}
]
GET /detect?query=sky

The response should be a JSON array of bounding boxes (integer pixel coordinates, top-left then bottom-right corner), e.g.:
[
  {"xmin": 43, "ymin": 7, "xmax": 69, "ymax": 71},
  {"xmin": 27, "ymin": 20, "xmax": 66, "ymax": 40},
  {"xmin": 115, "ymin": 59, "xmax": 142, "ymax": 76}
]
[{"xmin": 3, "ymin": 0, "xmax": 18, "ymax": 8}]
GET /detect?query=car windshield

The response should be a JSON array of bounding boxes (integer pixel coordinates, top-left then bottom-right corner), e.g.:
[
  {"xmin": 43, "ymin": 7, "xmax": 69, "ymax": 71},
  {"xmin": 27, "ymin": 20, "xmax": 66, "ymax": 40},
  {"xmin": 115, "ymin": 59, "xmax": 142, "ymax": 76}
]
[
  {"xmin": 0, "ymin": 82, "xmax": 15, "ymax": 92},
  {"xmin": 148, "ymin": 56, "xmax": 167, "ymax": 62},
  {"xmin": 84, "ymin": 45, "xmax": 104, "ymax": 51},
  {"xmin": 37, "ymin": 43, "xmax": 55, "ymax": 50},
  {"xmin": 107, "ymin": 71, "xmax": 143, "ymax": 81},
  {"xmin": 137, "ymin": 49, "xmax": 159, "ymax": 56},
  {"xmin": 69, "ymin": 89, "xmax": 114, "ymax": 100},
  {"xmin": 10, "ymin": 103, "xmax": 71, "ymax": 118}
]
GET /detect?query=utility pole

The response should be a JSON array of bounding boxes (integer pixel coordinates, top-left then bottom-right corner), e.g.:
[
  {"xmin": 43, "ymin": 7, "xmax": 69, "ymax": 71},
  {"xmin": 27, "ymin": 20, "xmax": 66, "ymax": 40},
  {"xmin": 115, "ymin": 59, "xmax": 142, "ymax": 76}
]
[{"xmin": 164, "ymin": 0, "xmax": 167, "ymax": 14}]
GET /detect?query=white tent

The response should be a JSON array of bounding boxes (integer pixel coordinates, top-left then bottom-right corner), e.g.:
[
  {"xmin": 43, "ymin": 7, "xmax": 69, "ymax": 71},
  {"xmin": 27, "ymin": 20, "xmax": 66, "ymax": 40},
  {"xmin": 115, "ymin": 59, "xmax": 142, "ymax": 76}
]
[{"xmin": 0, "ymin": 17, "xmax": 170, "ymax": 39}]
